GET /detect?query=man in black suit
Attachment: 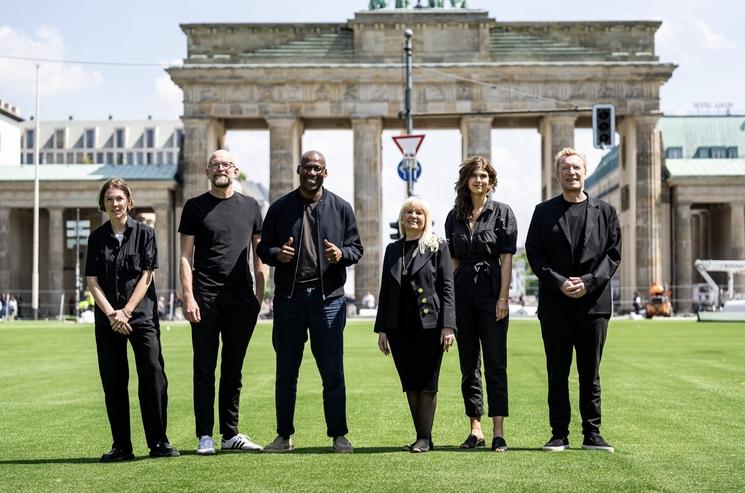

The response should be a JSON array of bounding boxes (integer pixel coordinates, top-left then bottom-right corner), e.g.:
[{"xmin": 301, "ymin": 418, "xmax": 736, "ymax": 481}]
[{"xmin": 526, "ymin": 147, "xmax": 621, "ymax": 453}]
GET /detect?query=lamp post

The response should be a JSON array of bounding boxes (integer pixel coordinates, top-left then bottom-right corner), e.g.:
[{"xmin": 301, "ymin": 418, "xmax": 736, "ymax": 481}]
[{"xmin": 32, "ymin": 64, "xmax": 40, "ymax": 320}]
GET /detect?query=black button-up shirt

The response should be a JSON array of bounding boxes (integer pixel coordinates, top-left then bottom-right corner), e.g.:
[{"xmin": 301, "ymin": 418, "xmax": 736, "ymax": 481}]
[
  {"xmin": 85, "ymin": 215, "xmax": 158, "ymax": 325},
  {"xmin": 445, "ymin": 200, "xmax": 518, "ymax": 295}
]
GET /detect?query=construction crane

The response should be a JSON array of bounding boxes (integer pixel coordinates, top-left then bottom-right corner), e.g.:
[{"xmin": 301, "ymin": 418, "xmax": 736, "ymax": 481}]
[{"xmin": 694, "ymin": 259, "xmax": 745, "ymax": 322}]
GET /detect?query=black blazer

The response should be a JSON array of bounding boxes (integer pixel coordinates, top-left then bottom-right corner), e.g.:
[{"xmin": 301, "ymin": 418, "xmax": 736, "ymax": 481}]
[
  {"xmin": 374, "ymin": 239, "xmax": 456, "ymax": 333},
  {"xmin": 525, "ymin": 194, "xmax": 621, "ymax": 316}
]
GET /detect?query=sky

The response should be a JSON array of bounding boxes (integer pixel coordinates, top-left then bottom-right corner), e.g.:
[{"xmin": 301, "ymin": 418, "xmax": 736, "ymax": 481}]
[{"xmin": 2, "ymin": 0, "xmax": 743, "ymax": 247}]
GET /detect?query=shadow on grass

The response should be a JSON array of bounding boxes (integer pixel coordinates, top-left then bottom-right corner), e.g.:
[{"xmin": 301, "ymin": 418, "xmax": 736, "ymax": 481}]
[
  {"xmin": 275, "ymin": 446, "xmax": 543, "ymax": 454},
  {"xmin": 1, "ymin": 453, "xmax": 191, "ymax": 465},
  {"xmin": 0, "ymin": 457, "xmax": 117, "ymax": 465}
]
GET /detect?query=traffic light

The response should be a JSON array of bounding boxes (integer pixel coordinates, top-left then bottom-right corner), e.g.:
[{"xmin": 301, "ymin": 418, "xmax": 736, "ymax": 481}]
[
  {"xmin": 592, "ymin": 104, "xmax": 615, "ymax": 149},
  {"xmin": 389, "ymin": 221, "xmax": 401, "ymax": 240}
]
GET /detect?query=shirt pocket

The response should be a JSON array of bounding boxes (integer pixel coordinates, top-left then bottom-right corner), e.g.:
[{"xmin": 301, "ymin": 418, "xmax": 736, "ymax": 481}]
[
  {"xmin": 473, "ymin": 230, "xmax": 499, "ymax": 256},
  {"xmin": 125, "ymin": 254, "xmax": 142, "ymax": 273},
  {"xmin": 452, "ymin": 233, "xmax": 470, "ymax": 258}
]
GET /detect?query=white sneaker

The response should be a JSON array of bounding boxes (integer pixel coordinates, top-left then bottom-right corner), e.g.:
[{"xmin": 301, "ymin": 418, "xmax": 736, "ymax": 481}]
[
  {"xmin": 196, "ymin": 435, "xmax": 215, "ymax": 455},
  {"xmin": 221, "ymin": 433, "xmax": 263, "ymax": 451}
]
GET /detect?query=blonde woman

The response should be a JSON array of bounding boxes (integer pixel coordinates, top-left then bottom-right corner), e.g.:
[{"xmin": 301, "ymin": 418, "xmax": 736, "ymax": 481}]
[{"xmin": 374, "ymin": 196, "xmax": 456, "ymax": 453}]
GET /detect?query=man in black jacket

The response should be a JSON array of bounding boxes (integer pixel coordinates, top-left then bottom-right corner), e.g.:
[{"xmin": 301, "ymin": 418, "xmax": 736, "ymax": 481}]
[
  {"xmin": 526, "ymin": 147, "xmax": 621, "ymax": 453},
  {"xmin": 257, "ymin": 150, "xmax": 363, "ymax": 453}
]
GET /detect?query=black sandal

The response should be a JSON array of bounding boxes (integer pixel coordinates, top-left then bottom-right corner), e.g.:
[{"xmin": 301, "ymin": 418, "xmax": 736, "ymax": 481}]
[
  {"xmin": 491, "ymin": 436, "xmax": 507, "ymax": 452},
  {"xmin": 459, "ymin": 434, "xmax": 486, "ymax": 449},
  {"xmin": 411, "ymin": 438, "xmax": 431, "ymax": 453}
]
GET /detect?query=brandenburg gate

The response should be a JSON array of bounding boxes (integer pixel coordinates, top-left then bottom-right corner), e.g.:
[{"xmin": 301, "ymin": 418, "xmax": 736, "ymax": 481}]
[{"xmin": 168, "ymin": 7, "xmax": 675, "ymax": 303}]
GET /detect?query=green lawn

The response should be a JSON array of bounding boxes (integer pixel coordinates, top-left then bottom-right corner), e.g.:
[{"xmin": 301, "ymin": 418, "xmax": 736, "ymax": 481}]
[{"xmin": 1, "ymin": 318, "xmax": 744, "ymax": 492}]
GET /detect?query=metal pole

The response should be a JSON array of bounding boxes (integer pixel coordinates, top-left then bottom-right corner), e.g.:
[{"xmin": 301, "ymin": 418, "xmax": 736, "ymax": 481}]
[
  {"xmin": 75, "ymin": 208, "xmax": 81, "ymax": 322},
  {"xmin": 404, "ymin": 29, "xmax": 413, "ymax": 135},
  {"xmin": 32, "ymin": 64, "xmax": 40, "ymax": 320},
  {"xmin": 403, "ymin": 28, "xmax": 415, "ymax": 196}
]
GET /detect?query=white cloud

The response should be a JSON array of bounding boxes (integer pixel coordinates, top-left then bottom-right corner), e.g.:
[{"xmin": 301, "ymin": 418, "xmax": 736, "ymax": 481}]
[
  {"xmin": 0, "ymin": 25, "xmax": 103, "ymax": 100},
  {"xmin": 154, "ymin": 73, "xmax": 183, "ymax": 112},
  {"xmin": 688, "ymin": 18, "xmax": 737, "ymax": 51}
]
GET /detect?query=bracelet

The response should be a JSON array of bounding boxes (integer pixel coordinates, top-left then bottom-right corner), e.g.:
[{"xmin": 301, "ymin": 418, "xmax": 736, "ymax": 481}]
[{"xmin": 498, "ymin": 298, "xmax": 508, "ymax": 302}]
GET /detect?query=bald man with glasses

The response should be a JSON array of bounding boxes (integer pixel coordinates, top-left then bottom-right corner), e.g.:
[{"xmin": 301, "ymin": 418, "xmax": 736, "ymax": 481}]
[{"xmin": 179, "ymin": 150, "xmax": 268, "ymax": 455}]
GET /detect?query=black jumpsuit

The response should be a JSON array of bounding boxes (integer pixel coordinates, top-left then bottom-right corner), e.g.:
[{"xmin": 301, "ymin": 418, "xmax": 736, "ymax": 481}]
[{"xmin": 445, "ymin": 200, "xmax": 517, "ymax": 418}]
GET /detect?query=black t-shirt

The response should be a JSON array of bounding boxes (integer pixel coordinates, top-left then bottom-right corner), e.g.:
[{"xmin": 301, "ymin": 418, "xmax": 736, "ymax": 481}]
[
  {"xmin": 561, "ymin": 198, "xmax": 587, "ymax": 261},
  {"xmin": 85, "ymin": 215, "xmax": 158, "ymax": 325},
  {"xmin": 178, "ymin": 191, "xmax": 263, "ymax": 294}
]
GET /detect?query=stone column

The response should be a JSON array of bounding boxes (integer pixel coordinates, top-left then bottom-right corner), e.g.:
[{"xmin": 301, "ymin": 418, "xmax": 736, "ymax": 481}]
[
  {"xmin": 634, "ymin": 116, "xmax": 662, "ymax": 292},
  {"xmin": 153, "ymin": 206, "xmax": 172, "ymax": 296},
  {"xmin": 266, "ymin": 115, "xmax": 303, "ymax": 203},
  {"xmin": 0, "ymin": 208, "xmax": 10, "ymax": 290},
  {"xmin": 675, "ymin": 202, "xmax": 692, "ymax": 313},
  {"xmin": 539, "ymin": 115, "xmax": 576, "ymax": 200},
  {"xmin": 460, "ymin": 116, "xmax": 492, "ymax": 161},
  {"xmin": 181, "ymin": 117, "xmax": 225, "ymax": 202},
  {"xmin": 352, "ymin": 117, "xmax": 383, "ymax": 304},
  {"xmin": 730, "ymin": 202, "xmax": 745, "ymax": 293},
  {"xmin": 47, "ymin": 207, "xmax": 65, "ymax": 315}
]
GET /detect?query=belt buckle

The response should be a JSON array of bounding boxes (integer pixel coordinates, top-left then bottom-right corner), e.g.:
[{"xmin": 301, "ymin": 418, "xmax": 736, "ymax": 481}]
[{"xmin": 306, "ymin": 286, "xmax": 315, "ymax": 293}]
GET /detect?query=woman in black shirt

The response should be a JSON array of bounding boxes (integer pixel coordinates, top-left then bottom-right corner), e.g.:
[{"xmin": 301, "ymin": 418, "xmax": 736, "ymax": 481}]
[
  {"xmin": 375, "ymin": 196, "xmax": 456, "ymax": 453},
  {"xmin": 445, "ymin": 156, "xmax": 517, "ymax": 452},
  {"xmin": 85, "ymin": 178, "xmax": 178, "ymax": 462}
]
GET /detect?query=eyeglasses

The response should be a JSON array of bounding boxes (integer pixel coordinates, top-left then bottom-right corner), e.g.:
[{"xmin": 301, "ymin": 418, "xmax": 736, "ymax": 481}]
[
  {"xmin": 209, "ymin": 161, "xmax": 235, "ymax": 170},
  {"xmin": 299, "ymin": 164, "xmax": 326, "ymax": 174}
]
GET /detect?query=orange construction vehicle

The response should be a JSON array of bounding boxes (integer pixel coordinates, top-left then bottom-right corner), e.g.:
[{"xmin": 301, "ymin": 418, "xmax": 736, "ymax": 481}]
[{"xmin": 645, "ymin": 281, "xmax": 672, "ymax": 317}]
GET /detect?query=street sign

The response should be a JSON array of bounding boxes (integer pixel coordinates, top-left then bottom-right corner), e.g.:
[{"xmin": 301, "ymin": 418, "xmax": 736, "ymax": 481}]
[
  {"xmin": 67, "ymin": 238, "xmax": 89, "ymax": 249},
  {"xmin": 66, "ymin": 219, "xmax": 90, "ymax": 249},
  {"xmin": 393, "ymin": 134, "xmax": 425, "ymax": 196},
  {"xmin": 392, "ymin": 134, "xmax": 425, "ymax": 156},
  {"xmin": 397, "ymin": 159, "xmax": 422, "ymax": 182}
]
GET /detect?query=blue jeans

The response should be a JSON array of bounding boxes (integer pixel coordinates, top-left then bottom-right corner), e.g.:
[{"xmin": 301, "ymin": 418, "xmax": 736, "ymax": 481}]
[{"xmin": 272, "ymin": 288, "xmax": 348, "ymax": 438}]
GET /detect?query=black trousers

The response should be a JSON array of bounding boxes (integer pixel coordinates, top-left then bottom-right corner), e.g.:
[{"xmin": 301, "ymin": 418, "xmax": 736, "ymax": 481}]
[
  {"xmin": 539, "ymin": 309, "xmax": 608, "ymax": 438},
  {"xmin": 455, "ymin": 284, "xmax": 509, "ymax": 418},
  {"xmin": 95, "ymin": 319, "xmax": 169, "ymax": 451},
  {"xmin": 191, "ymin": 291, "xmax": 259, "ymax": 439}
]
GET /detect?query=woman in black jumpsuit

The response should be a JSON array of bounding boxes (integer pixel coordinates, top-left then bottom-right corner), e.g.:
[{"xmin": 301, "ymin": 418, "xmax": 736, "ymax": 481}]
[
  {"xmin": 85, "ymin": 179, "xmax": 178, "ymax": 462},
  {"xmin": 445, "ymin": 156, "xmax": 517, "ymax": 452}
]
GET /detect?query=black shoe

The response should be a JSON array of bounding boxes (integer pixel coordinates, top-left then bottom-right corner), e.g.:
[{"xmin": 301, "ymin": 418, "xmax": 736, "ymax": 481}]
[
  {"xmin": 459, "ymin": 434, "xmax": 485, "ymax": 449},
  {"xmin": 542, "ymin": 436, "xmax": 569, "ymax": 452},
  {"xmin": 582, "ymin": 434, "xmax": 614, "ymax": 453},
  {"xmin": 491, "ymin": 436, "xmax": 507, "ymax": 452},
  {"xmin": 100, "ymin": 446, "xmax": 134, "ymax": 463},
  {"xmin": 411, "ymin": 438, "xmax": 431, "ymax": 453},
  {"xmin": 149, "ymin": 442, "xmax": 180, "ymax": 458}
]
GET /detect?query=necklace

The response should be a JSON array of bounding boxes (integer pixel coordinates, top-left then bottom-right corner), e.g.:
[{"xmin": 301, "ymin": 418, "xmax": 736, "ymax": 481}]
[{"xmin": 402, "ymin": 241, "xmax": 417, "ymax": 276}]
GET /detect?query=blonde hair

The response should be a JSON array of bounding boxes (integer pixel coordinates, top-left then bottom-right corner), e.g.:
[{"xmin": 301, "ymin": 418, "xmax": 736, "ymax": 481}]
[
  {"xmin": 398, "ymin": 196, "xmax": 441, "ymax": 253},
  {"xmin": 554, "ymin": 147, "xmax": 587, "ymax": 172}
]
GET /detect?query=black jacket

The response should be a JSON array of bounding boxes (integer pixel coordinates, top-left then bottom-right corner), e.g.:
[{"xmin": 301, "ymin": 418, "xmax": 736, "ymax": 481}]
[
  {"xmin": 525, "ymin": 194, "xmax": 621, "ymax": 316},
  {"xmin": 257, "ymin": 188, "xmax": 363, "ymax": 299},
  {"xmin": 374, "ymin": 238, "xmax": 456, "ymax": 333}
]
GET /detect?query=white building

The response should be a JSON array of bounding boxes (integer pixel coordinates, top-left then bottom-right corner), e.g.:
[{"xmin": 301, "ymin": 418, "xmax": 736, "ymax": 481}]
[
  {"xmin": 19, "ymin": 118, "xmax": 182, "ymax": 166},
  {"xmin": 0, "ymin": 100, "xmax": 23, "ymax": 166}
]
